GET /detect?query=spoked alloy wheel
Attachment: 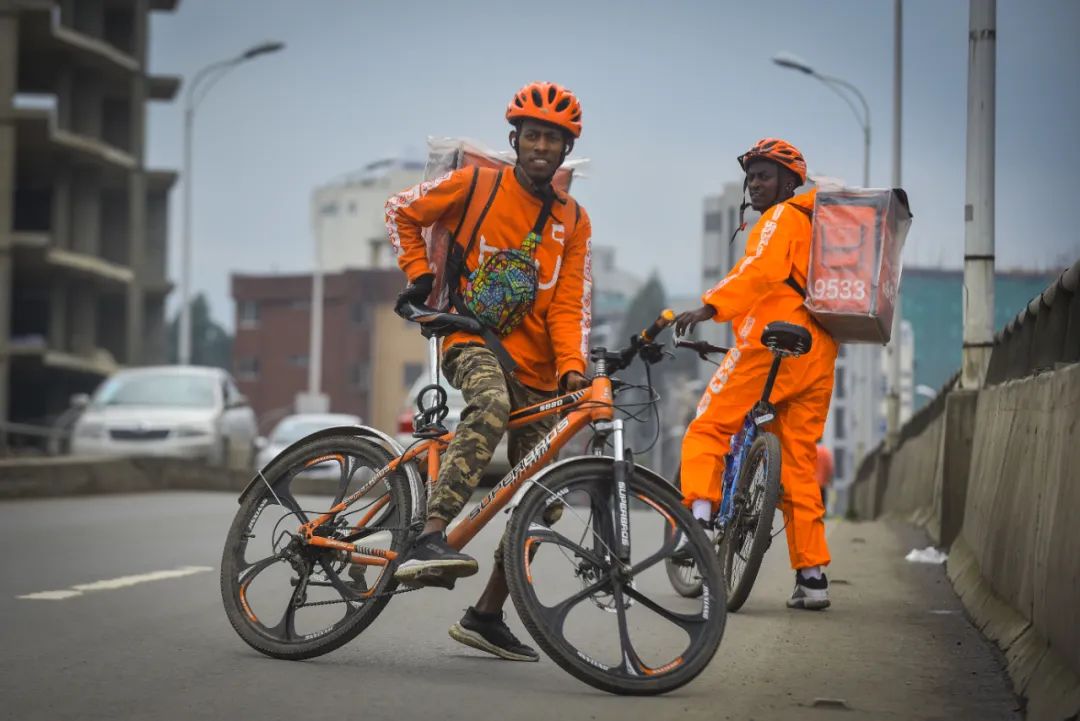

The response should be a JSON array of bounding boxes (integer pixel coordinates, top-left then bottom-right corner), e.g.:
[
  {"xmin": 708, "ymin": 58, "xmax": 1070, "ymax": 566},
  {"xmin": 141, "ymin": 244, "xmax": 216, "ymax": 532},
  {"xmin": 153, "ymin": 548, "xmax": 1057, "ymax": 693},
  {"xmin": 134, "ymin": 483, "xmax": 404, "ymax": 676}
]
[
  {"xmin": 721, "ymin": 433, "xmax": 782, "ymax": 612},
  {"xmin": 504, "ymin": 460, "xmax": 725, "ymax": 695},
  {"xmin": 220, "ymin": 435, "xmax": 413, "ymax": 660}
]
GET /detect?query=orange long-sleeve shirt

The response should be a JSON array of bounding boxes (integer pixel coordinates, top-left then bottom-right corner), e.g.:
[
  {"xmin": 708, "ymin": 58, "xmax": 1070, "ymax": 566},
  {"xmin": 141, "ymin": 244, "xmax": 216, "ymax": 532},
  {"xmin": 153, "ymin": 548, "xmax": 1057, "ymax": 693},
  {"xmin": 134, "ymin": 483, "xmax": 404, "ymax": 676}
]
[
  {"xmin": 703, "ymin": 190, "xmax": 817, "ymax": 335},
  {"xmin": 385, "ymin": 167, "xmax": 593, "ymax": 392}
]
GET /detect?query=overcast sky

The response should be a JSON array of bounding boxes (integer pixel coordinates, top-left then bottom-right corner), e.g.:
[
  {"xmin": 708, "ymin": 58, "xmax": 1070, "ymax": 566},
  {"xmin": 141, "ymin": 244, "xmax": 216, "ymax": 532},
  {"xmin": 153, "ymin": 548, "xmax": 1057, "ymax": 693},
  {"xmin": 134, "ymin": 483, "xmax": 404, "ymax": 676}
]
[{"xmin": 145, "ymin": 0, "xmax": 1080, "ymax": 328}]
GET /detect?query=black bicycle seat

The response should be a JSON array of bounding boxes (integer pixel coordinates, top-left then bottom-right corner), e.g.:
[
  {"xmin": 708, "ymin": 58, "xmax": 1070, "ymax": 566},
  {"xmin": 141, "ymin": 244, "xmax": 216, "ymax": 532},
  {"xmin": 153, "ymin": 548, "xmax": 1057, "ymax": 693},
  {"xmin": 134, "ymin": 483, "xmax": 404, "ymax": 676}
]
[
  {"xmin": 395, "ymin": 300, "xmax": 483, "ymax": 336},
  {"xmin": 760, "ymin": 322, "xmax": 812, "ymax": 356}
]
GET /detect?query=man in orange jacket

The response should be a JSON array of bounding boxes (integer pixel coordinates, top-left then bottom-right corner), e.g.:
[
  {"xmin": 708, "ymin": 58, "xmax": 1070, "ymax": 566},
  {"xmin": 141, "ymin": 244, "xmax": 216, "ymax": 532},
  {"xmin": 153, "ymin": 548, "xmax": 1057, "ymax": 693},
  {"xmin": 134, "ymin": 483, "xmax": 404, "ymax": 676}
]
[
  {"xmin": 384, "ymin": 82, "xmax": 592, "ymax": 659},
  {"xmin": 675, "ymin": 138, "xmax": 838, "ymax": 610}
]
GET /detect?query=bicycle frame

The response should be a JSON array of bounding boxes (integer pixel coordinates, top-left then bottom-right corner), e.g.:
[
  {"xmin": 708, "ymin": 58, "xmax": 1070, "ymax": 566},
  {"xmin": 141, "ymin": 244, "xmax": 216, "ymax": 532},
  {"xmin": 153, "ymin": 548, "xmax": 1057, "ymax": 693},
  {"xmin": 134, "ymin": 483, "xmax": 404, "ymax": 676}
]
[
  {"xmin": 296, "ymin": 346, "xmax": 631, "ymax": 568},
  {"xmin": 715, "ymin": 351, "xmax": 784, "ymax": 529}
]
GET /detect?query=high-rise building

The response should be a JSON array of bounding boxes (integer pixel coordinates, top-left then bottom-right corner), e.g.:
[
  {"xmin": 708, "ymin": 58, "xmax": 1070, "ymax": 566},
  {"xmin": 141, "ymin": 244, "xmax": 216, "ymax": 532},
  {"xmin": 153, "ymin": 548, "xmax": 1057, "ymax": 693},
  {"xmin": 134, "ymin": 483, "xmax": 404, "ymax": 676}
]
[
  {"xmin": 311, "ymin": 158, "xmax": 425, "ymax": 272},
  {"xmin": 0, "ymin": 0, "xmax": 179, "ymax": 439}
]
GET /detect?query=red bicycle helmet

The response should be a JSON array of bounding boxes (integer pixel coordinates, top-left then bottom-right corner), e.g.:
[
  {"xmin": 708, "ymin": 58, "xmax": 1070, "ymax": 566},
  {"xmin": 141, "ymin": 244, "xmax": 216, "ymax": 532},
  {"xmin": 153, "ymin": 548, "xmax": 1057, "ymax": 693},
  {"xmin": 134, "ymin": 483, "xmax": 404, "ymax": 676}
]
[
  {"xmin": 737, "ymin": 138, "xmax": 807, "ymax": 184},
  {"xmin": 506, "ymin": 82, "xmax": 583, "ymax": 139}
]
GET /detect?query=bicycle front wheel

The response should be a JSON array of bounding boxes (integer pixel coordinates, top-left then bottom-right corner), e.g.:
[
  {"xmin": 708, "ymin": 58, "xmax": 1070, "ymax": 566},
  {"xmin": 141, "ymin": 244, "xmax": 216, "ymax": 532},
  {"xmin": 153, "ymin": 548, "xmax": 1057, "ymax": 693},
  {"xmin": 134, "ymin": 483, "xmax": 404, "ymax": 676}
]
[
  {"xmin": 504, "ymin": 459, "xmax": 725, "ymax": 696},
  {"xmin": 220, "ymin": 434, "xmax": 413, "ymax": 660},
  {"xmin": 721, "ymin": 432, "xmax": 782, "ymax": 612}
]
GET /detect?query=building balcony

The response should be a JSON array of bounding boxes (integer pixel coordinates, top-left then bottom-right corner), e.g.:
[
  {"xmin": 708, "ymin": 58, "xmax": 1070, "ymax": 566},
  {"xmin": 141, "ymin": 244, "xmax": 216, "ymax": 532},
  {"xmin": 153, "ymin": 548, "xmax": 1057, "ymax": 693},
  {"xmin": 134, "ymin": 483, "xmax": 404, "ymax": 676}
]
[
  {"xmin": 17, "ymin": 3, "xmax": 181, "ymax": 101},
  {"xmin": 12, "ymin": 232, "xmax": 134, "ymax": 288},
  {"xmin": 7, "ymin": 334, "xmax": 119, "ymax": 379},
  {"xmin": 14, "ymin": 107, "xmax": 135, "ymax": 187}
]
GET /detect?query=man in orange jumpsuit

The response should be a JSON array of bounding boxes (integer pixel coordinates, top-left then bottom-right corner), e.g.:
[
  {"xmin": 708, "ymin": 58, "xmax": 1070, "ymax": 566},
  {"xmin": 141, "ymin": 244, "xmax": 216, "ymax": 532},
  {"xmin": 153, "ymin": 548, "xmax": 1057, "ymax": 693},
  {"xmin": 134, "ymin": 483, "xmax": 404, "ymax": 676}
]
[{"xmin": 675, "ymin": 138, "xmax": 838, "ymax": 610}]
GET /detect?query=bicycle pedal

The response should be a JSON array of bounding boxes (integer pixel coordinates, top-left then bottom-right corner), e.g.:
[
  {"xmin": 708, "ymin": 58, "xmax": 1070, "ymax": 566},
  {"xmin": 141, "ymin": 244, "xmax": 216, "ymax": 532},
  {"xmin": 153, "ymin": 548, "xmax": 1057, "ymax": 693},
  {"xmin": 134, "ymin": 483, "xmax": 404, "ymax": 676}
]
[{"xmin": 402, "ymin": 570, "xmax": 457, "ymax": 591}]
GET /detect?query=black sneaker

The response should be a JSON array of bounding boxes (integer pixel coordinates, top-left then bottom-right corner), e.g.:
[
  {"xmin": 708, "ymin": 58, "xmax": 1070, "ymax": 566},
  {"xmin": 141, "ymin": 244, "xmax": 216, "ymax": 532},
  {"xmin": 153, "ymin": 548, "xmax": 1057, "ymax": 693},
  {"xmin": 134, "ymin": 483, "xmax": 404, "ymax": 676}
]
[
  {"xmin": 394, "ymin": 531, "xmax": 478, "ymax": 586},
  {"xmin": 786, "ymin": 571, "xmax": 830, "ymax": 610},
  {"xmin": 448, "ymin": 607, "xmax": 539, "ymax": 662},
  {"xmin": 670, "ymin": 518, "xmax": 712, "ymax": 565}
]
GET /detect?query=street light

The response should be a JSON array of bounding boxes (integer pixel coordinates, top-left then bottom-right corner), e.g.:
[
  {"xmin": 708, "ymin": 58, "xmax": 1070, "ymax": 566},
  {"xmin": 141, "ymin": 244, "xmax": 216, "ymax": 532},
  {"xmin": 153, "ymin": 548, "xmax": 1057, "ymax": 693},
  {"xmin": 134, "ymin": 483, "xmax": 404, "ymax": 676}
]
[
  {"xmin": 177, "ymin": 41, "xmax": 285, "ymax": 366},
  {"xmin": 772, "ymin": 51, "xmax": 871, "ymax": 187}
]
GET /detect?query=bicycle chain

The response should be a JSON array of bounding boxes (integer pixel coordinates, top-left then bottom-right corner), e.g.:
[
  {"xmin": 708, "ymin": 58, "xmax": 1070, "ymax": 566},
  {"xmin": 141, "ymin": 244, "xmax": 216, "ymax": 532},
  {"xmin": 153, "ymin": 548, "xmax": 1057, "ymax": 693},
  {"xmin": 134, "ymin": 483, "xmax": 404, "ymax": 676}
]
[{"xmin": 292, "ymin": 522, "xmax": 425, "ymax": 608}]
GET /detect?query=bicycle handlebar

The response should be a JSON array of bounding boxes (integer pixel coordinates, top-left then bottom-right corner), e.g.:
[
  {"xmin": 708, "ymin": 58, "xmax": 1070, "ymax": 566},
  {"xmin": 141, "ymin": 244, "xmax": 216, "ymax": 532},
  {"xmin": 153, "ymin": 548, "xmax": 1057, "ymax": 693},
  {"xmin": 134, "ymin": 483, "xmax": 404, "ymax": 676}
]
[
  {"xmin": 673, "ymin": 337, "xmax": 730, "ymax": 357},
  {"xmin": 640, "ymin": 309, "xmax": 676, "ymax": 343}
]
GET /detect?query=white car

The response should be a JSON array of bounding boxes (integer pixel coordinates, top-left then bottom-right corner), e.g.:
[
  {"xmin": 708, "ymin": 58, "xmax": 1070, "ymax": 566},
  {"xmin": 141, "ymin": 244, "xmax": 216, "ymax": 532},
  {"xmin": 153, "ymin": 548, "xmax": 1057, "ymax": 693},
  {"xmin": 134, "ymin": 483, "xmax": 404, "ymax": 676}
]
[
  {"xmin": 70, "ymin": 366, "xmax": 258, "ymax": 470},
  {"xmin": 254, "ymin": 413, "xmax": 361, "ymax": 474},
  {"xmin": 395, "ymin": 374, "xmax": 511, "ymax": 478}
]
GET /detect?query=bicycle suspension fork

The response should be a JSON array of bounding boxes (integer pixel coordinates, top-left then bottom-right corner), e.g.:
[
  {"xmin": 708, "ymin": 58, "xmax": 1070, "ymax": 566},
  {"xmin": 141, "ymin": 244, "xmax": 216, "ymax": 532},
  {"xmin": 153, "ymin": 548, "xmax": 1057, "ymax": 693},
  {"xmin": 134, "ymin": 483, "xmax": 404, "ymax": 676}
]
[{"xmin": 595, "ymin": 418, "xmax": 633, "ymax": 566}]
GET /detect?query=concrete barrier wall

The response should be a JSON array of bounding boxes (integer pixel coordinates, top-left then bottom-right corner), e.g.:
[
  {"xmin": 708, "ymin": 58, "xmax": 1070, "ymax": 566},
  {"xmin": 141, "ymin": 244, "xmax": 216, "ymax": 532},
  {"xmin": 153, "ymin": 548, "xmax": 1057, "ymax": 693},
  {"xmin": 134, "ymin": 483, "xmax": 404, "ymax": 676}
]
[
  {"xmin": 952, "ymin": 363, "xmax": 1080, "ymax": 716},
  {"xmin": 0, "ymin": 456, "xmax": 250, "ymax": 499},
  {"xmin": 880, "ymin": 408, "xmax": 944, "ymax": 528},
  {"xmin": 855, "ymin": 362, "xmax": 1080, "ymax": 719}
]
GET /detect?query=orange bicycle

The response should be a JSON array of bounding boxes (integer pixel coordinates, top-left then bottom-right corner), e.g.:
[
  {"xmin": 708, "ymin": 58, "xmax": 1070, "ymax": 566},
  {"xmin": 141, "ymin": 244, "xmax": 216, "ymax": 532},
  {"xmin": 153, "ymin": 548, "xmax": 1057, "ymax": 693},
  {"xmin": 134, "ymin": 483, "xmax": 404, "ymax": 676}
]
[{"xmin": 220, "ymin": 308, "xmax": 724, "ymax": 695}]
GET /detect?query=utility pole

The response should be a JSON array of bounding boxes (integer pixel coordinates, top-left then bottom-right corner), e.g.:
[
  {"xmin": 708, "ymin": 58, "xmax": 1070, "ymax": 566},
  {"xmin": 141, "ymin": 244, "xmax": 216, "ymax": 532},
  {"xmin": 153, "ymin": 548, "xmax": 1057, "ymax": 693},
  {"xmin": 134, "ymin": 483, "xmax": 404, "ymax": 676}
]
[
  {"xmin": 961, "ymin": 0, "xmax": 996, "ymax": 389},
  {"xmin": 885, "ymin": 0, "xmax": 904, "ymax": 449}
]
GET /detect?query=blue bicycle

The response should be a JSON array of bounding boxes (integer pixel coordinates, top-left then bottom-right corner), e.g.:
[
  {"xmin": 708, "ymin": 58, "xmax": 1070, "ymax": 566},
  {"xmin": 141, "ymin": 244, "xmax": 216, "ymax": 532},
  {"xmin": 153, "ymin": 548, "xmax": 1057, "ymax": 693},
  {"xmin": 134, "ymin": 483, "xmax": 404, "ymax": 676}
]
[{"xmin": 665, "ymin": 322, "xmax": 813, "ymax": 611}]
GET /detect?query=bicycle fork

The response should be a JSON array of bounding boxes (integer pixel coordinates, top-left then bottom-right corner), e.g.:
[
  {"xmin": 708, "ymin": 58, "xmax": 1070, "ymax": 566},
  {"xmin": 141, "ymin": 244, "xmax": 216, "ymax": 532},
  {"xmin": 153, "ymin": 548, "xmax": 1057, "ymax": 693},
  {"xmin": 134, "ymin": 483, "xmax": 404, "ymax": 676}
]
[{"xmin": 598, "ymin": 419, "xmax": 633, "ymax": 567}]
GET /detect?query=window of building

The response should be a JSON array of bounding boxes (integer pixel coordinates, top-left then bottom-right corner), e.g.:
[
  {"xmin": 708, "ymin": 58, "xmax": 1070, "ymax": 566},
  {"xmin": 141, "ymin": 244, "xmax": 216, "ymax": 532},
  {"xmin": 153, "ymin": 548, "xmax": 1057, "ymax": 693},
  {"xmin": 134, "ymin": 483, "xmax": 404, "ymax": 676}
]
[
  {"xmin": 348, "ymin": 201, "xmax": 357, "ymax": 214},
  {"xmin": 320, "ymin": 201, "xmax": 338, "ymax": 216},
  {"xmin": 288, "ymin": 355, "xmax": 309, "ymax": 368},
  {"xmin": 704, "ymin": 211, "xmax": 723, "ymax": 233},
  {"xmin": 834, "ymin": 448, "xmax": 846, "ymax": 480},
  {"xmin": 835, "ymin": 366, "xmax": 846, "ymax": 399},
  {"xmin": 236, "ymin": 357, "xmax": 259, "ymax": 380},
  {"xmin": 351, "ymin": 302, "xmax": 371, "ymax": 325},
  {"xmin": 238, "ymin": 301, "xmax": 259, "ymax": 329},
  {"xmin": 837, "ymin": 345, "xmax": 847, "ymax": 358},
  {"xmin": 834, "ymin": 407, "xmax": 846, "ymax": 439},
  {"xmin": 288, "ymin": 299, "xmax": 310, "ymax": 312},
  {"xmin": 350, "ymin": 361, "xmax": 371, "ymax": 391},
  {"xmin": 727, "ymin": 207, "xmax": 736, "ymax": 239},
  {"xmin": 369, "ymin": 239, "xmax": 384, "ymax": 267},
  {"xmin": 403, "ymin": 362, "xmax": 424, "ymax": 389}
]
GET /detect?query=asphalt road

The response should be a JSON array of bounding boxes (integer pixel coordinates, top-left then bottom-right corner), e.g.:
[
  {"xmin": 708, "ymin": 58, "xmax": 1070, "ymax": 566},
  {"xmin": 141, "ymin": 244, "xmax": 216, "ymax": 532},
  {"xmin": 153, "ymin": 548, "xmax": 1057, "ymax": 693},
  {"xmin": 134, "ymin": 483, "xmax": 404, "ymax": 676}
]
[{"xmin": 1, "ymin": 492, "xmax": 1019, "ymax": 721}]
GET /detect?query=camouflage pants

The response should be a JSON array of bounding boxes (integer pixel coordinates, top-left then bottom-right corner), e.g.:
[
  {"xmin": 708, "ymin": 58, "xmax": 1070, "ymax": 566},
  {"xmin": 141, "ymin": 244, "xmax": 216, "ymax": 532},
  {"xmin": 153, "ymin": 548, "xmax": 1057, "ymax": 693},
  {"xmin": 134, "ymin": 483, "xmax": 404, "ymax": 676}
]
[{"xmin": 428, "ymin": 343, "xmax": 562, "ymax": 569}]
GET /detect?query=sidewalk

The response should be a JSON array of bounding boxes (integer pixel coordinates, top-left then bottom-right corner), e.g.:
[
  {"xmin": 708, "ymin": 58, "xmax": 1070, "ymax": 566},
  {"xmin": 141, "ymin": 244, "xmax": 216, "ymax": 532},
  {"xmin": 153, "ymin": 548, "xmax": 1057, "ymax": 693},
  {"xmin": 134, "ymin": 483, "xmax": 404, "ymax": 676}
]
[{"xmin": 708, "ymin": 517, "xmax": 1022, "ymax": 720}]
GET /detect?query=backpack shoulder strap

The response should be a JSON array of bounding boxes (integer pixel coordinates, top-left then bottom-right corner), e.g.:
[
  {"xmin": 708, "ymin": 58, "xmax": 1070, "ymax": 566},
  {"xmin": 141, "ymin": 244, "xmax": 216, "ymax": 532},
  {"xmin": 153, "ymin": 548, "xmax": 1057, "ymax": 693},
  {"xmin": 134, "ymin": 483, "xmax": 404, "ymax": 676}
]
[
  {"xmin": 784, "ymin": 200, "xmax": 812, "ymax": 299},
  {"xmin": 451, "ymin": 167, "xmax": 503, "ymax": 260},
  {"xmin": 444, "ymin": 167, "xmax": 519, "ymax": 374}
]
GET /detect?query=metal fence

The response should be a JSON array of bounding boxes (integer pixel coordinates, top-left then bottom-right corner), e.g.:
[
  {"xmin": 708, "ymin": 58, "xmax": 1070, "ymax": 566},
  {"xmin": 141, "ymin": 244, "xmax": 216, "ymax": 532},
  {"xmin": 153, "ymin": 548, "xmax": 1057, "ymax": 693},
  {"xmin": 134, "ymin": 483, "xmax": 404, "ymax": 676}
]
[{"xmin": 986, "ymin": 258, "xmax": 1080, "ymax": 385}]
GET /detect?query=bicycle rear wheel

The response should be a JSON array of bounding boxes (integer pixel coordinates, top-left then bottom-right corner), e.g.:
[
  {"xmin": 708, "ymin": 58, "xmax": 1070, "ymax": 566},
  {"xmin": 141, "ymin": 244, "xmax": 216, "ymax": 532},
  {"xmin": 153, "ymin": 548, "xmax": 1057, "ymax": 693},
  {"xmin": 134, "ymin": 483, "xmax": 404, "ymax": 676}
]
[
  {"xmin": 721, "ymin": 432, "xmax": 782, "ymax": 612},
  {"xmin": 504, "ymin": 459, "xmax": 725, "ymax": 695},
  {"xmin": 220, "ymin": 434, "xmax": 413, "ymax": 660}
]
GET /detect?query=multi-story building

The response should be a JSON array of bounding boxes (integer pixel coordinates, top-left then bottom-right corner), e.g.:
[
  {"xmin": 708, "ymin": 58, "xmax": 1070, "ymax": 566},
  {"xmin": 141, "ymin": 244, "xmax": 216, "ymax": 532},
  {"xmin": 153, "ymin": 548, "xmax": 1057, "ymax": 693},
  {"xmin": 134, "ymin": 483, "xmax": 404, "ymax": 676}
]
[
  {"xmin": 311, "ymin": 158, "xmax": 425, "ymax": 272},
  {"xmin": 0, "ymin": 0, "xmax": 179, "ymax": 438},
  {"xmin": 231, "ymin": 269, "xmax": 427, "ymax": 433}
]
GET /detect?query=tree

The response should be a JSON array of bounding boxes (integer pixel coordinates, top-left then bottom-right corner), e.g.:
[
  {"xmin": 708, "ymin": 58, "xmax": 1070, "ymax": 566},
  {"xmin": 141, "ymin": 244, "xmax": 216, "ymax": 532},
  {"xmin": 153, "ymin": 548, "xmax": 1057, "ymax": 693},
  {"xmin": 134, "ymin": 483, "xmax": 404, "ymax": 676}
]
[{"xmin": 166, "ymin": 294, "xmax": 233, "ymax": 370}]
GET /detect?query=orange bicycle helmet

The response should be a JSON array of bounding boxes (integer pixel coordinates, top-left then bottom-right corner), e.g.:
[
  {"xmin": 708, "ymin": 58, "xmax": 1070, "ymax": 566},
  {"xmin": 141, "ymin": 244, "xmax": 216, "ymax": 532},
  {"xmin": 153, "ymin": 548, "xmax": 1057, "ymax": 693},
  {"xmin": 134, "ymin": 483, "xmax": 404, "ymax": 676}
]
[
  {"xmin": 506, "ymin": 82, "xmax": 582, "ymax": 139},
  {"xmin": 737, "ymin": 138, "xmax": 807, "ymax": 184}
]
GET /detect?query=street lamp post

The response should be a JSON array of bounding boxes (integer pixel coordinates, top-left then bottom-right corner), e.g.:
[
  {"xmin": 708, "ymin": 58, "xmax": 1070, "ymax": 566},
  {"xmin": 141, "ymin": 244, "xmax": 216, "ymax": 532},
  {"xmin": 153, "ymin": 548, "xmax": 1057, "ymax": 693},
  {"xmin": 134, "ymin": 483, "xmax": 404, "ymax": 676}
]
[
  {"xmin": 772, "ymin": 52, "xmax": 871, "ymax": 187},
  {"xmin": 178, "ymin": 41, "xmax": 284, "ymax": 366}
]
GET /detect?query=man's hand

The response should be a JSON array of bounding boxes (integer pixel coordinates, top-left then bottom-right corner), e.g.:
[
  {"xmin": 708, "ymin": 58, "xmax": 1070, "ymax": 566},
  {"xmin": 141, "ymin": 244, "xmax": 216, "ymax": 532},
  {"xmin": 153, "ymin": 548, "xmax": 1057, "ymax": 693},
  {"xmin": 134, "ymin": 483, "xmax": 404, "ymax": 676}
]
[
  {"xmin": 394, "ymin": 273, "xmax": 435, "ymax": 313},
  {"xmin": 674, "ymin": 305, "xmax": 717, "ymax": 336},
  {"xmin": 560, "ymin": 371, "xmax": 590, "ymax": 392}
]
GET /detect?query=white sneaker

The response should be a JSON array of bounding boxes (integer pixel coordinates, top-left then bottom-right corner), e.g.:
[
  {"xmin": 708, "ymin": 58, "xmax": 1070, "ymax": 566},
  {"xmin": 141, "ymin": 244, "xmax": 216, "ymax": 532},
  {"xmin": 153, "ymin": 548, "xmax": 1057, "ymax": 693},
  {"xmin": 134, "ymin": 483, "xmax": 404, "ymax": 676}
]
[{"xmin": 786, "ymin": 571, "xmax": 830, "ymax": 610}]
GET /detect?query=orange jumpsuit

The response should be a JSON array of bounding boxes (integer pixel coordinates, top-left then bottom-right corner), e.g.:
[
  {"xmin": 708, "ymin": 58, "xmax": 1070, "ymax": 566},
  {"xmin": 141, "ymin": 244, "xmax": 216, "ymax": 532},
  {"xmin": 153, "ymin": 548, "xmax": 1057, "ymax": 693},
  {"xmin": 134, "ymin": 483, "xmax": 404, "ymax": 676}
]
[{"xmin": 680, "ymin": 190, "xmax": 837, "ymax": 570}]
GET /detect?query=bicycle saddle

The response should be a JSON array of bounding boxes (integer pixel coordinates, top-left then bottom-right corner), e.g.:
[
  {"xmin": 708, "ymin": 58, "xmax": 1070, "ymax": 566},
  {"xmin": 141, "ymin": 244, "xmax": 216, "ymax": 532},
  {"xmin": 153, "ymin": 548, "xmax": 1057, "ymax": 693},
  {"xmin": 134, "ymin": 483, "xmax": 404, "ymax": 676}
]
[
  {"xmin": 395, "ymin": 299, "xmax": 483, "ymax": 336},
  {"xmin": 760, "ymin": 322, "xmax": 812, "ymax": 356}
]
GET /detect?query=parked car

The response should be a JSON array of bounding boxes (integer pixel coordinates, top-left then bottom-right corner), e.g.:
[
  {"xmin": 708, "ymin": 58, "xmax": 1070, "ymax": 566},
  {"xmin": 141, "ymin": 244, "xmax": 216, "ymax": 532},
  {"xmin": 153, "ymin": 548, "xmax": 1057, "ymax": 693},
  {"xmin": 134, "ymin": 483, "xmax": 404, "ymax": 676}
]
[
  {"xmin": 254, "ymin": 413, "xmax": 361, "ymax": 474},
  {"xmin": 395, "ymin": 374, "xmax": 511, "ymax": 478},
  {"xmin": 69, "ymin": 366, "xmax": 258, "ymax": 470}
]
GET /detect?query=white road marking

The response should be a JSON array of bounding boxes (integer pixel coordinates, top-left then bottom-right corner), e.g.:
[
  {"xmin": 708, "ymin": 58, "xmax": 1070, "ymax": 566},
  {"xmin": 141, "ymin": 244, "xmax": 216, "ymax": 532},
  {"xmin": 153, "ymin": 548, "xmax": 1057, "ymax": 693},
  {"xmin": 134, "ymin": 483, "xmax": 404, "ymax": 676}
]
[{"xmin": 17, "ymin": 565, "xmax": 212, "ymax": 600}]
